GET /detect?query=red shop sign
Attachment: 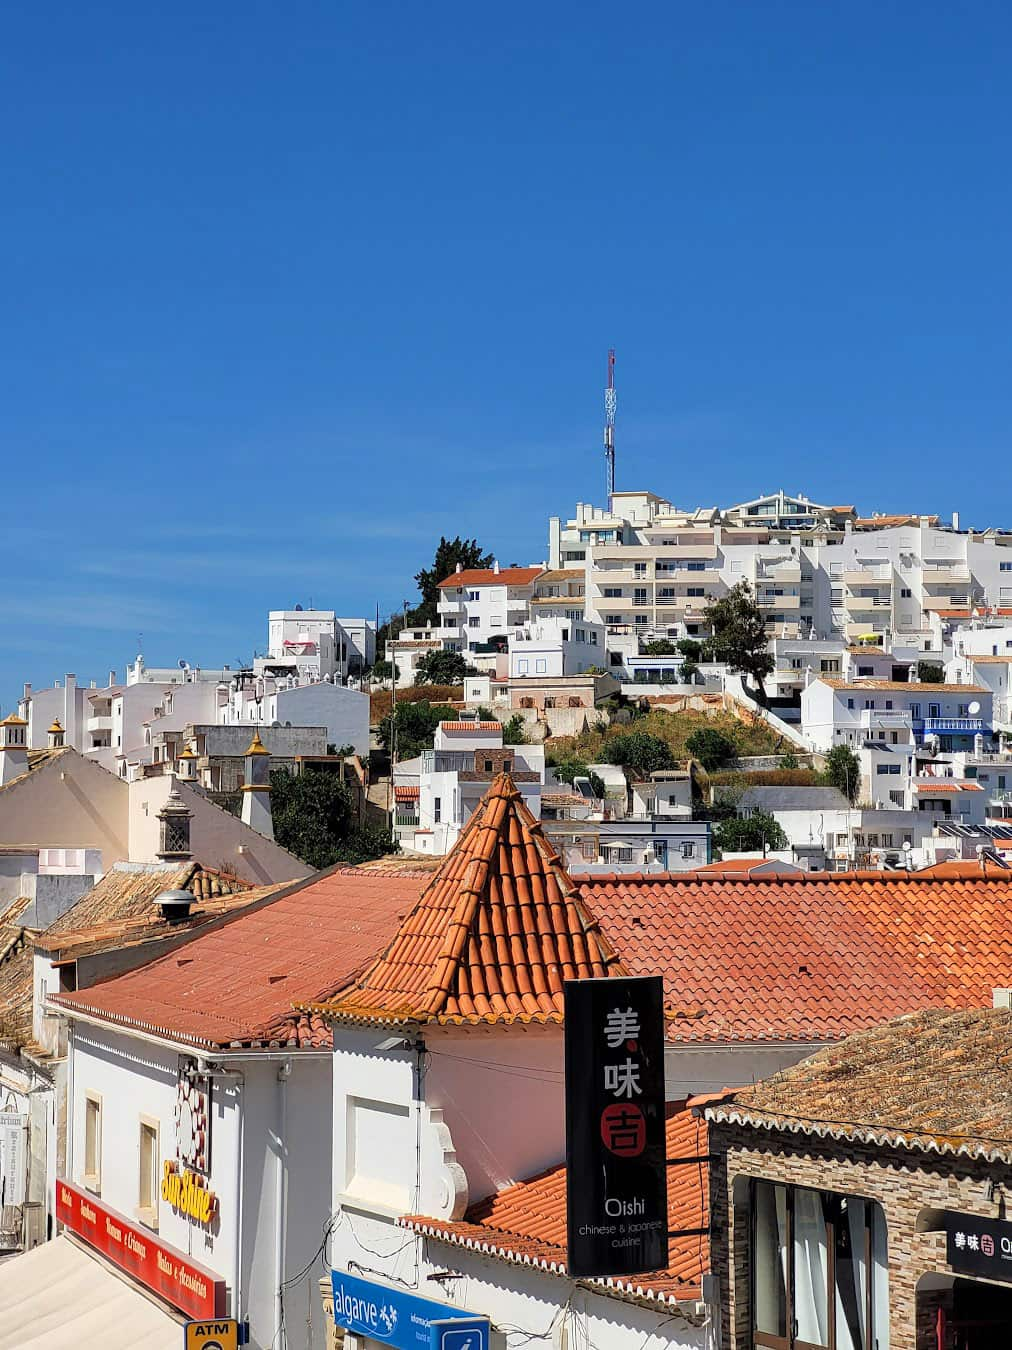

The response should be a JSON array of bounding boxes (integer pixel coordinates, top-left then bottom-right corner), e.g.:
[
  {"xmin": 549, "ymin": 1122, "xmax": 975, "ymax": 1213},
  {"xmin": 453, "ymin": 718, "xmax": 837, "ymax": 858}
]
[{"xmin": 56, "ymin": 1177, "xmax": 225, "ymax": 1319}]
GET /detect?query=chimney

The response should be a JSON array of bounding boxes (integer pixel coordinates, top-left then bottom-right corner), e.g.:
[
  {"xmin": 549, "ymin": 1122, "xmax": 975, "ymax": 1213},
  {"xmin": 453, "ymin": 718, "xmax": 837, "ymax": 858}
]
[
  {"xmin": 952, "ymin": 510, "xmax": 960, "ymax": 532},
  {"xmin": 0, "ymin": 714, "xmax": 29, "ymax": 785},
  {"xmin": 493, "ymin": 559, "xmax": 501, "ymax": 575},
  {"xmin": 108, "ymin": 670, "xmax": 116, "ymax": 689},
  {"xmin": 22, "ymin": 683, "xmax": 31, "ymax": 701},
  {"xmin": 240, "ymin": 731, "xmax": 274, "ymax": 840},
  {"xmin": 153, "ymin": 888, "xmax": 195, "ymax": 923},
  {"xmin": 156, "ymin": 783, "xmax": 193, "ymax": 861},
  {"xmin": 64, "ymin": 674, "xmax": 77, "ymax": 748}
]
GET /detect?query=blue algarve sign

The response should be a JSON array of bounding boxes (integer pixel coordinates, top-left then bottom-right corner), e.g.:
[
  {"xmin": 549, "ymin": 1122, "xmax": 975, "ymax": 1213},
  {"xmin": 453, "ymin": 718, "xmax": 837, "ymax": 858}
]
[{"xmin": 330, "ymin": 1269, "xmax": 490, "ymax": 1350}]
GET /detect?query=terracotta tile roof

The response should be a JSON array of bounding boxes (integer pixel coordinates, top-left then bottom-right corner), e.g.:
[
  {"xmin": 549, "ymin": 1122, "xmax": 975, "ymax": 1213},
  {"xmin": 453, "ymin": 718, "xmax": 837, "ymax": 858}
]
[
  {"xmin": 439, "ymin": 721, "xmax": 503, "ymax": 732},
  {"xmin": 854, "ymin": 514, "xmax": 939, "ymax": 528},
  {"xmin": 0, "ymin": 747, "xmax": 70, "ymax": 794},
  {"xmin": 935, "ymin": 609, "xmax": 971, "ymax": 618},
  {"xmin": 913, "ymin": 781, "xmax": 983, "ymax": 793},
  {"xmin": 400, "ymin": 1102, "xmax": 710, "ymax": 1306},
  {"xmin": 916, "ymin": 859, "xmax": 1012, "ymax": 877},
  {"xmin": 0, "ymin": 897, "xmax": 39, "ymax": 1050},
  {"xmin": 52, "ymin": 868, "xmax": 430, "ymax": 1049},
  {"xmin": 317, "ymin": 774, "xmax": 622, "ymax": 1026},
  {"xmin": 820, "ymin": 678, "xmax": 986, "ymax": 693},
  {"xmin": 438, "ymin": 567, "xmax": 543, "ymax": 589},
  {"xmin": 45, "ymin": 862, "xmax": 249, "ymax": 938},
  {"xmin": 535, "ymin": 569, "xmax": 584, "ymax": 582},
  {"xmin": 708, "ymin": 1007, "xmax": 1012, "ymax": 1163},
  {"xmin": 579, "ymin": 870, "xmax": 1012, "ymax": 1043},
  {"xmin": 394, "ymin": 786, "xmax": 420, "ymax": 801},
  {"xmin": 964, "ymin": 654, "xmax": 1012, "ymax": 663}
]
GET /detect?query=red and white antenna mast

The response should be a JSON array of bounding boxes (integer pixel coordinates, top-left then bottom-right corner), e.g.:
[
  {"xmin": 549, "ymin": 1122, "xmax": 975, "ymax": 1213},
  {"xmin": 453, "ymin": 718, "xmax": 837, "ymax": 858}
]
[{"xmin": 604, "ymin": 348, "xmax": 616, "ymax": 504}]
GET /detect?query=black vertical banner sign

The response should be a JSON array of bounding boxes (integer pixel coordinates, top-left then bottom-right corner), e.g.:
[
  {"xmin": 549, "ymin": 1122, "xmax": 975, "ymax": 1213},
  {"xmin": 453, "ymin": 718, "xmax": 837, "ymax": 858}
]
[{"xmin": 564, "ymin": 975, "xmax": 667, "ymax": 1278}]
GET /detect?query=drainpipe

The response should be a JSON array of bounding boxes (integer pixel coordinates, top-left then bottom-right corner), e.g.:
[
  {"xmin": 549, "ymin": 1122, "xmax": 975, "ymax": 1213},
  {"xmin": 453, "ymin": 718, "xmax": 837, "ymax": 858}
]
[
  {"xmin": 200, "ymin": 1062, "xmax": 246, "ymax": 1329},
  {"xmin": 275, "ymin": 1057, "xmax": 292, "ymax": 1348}
]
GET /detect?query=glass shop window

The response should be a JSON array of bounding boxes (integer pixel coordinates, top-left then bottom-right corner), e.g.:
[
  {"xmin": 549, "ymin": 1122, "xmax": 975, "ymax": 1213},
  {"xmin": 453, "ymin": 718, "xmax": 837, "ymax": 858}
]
[{"xmin": 752, "ymin": 1180, "xmax": 888, "ymax": 1350}]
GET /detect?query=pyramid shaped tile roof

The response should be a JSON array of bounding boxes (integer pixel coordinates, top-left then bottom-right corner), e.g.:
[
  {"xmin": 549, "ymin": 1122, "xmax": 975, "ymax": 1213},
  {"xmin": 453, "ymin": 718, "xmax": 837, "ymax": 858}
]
[{"xmin": 320, "ymin": 773, "xmax": 622, "ymax": 1025}]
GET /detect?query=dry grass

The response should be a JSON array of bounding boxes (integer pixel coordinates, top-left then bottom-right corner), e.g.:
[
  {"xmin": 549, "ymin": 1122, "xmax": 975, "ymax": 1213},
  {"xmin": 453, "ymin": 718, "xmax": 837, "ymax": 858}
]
[
  {"xmin": 369, "ymin": 684, "xmax": 463, "ymax": 724},
  {"xmin": 546, "ymin": 707, "xmax": 790, "ymax": 765}
]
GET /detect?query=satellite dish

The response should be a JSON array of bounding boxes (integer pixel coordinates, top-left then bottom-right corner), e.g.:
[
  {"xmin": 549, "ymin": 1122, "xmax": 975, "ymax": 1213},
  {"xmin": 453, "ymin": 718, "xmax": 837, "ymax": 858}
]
[
  {"xmin": 969, "ymin": 700, "xmax": 981, "ymax": 715},
  {"xmin": 178, "ymin": 658, "xmax": 188, "ymax": 669},
  {"xmin": 902, "ymin": 841, "xmax": 913, "ymax": 854}
]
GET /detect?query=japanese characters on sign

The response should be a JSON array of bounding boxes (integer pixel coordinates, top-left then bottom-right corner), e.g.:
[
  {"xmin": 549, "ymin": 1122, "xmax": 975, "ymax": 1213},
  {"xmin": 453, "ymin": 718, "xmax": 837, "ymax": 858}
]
[
  {"xmin": 564, "ymin": 975, "xmax": 668, "ymax": 1278},
  {"xmin": 945, "ymin": 1211, "xmax": 1012, "ymax": 1283}
]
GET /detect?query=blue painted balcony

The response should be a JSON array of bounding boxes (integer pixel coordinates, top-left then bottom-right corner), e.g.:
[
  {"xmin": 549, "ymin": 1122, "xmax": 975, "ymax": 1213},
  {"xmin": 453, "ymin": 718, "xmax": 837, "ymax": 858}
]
[{"xmin": 912, "ymin": 716, "xmax": 989, "ymax": 737}]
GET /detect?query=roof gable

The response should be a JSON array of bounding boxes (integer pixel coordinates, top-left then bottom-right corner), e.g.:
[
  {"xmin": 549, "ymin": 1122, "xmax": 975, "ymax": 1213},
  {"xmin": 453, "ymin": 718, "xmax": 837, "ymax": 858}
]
[
  {"xmin": 323, "ymin": 774, "xmax": 622, "ymax": 1025},
  {"xmin": 438, "ymin": 567, "xmax": 542, "ymax": 590}
]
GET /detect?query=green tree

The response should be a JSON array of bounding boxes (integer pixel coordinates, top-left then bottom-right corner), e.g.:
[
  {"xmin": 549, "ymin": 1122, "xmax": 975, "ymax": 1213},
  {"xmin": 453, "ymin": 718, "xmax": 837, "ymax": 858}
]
[
  {"xmin": 415, "ymin": 650, "xmax": 469, "ymax": 685},
  {"xmin": 778, "ymin": 752, "xmax": 799, "ymax": 769},
  {"xmin": 414, "ymin": 536, "xmax": 494, "ymax": 626},
  {"xmin": 917, "ymin": 660, "xmax": 944, "ymax": 684},
  {"xmin": 677, "ymin": 638, "xmax": 704, "ymax": 662},
  {"xmin": 269, "ymin": 769, "xmax": 391, "ymax": 869},
  {"xmin": 501, "ymin": 714, "xmax": 527, "ymax": 745},
  {"xmin": 822, "ymin": 744, "xmax": 861, "ymax": 802},
  {"xmin": 679, "ymin": 661, "xmax": 700, "ymax": 683},
  {"xmin": 643, "ymin": 639, "xmax": 677, "ymax": 655},
  {"xmin": 602, "ymin": 731, "xmax": 676, "ymax": 776},
  {"xmin": 379, "ymin": 701, "xmax": 457, "ymax": 761},
  {"xmin": 713, "ymin": 811, "xmax": 788, "ymax": 854},
  {"xmin": 371, "ymin": 659, "xmax": 399, "ymax": 683},
  {"xmin": 703, "ymin": 581, "xmax": 775, "ymax": 701},
  {"xmin": 685, "ymin": 728, "xmax": 737, "ymax": 771}
]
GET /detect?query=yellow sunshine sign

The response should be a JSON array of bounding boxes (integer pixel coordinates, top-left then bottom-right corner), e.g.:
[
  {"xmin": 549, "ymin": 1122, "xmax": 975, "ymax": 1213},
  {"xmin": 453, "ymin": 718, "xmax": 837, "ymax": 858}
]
[{"xmin": 162, "ymin": 1161, "xmax": 218, "ymax": 1224}]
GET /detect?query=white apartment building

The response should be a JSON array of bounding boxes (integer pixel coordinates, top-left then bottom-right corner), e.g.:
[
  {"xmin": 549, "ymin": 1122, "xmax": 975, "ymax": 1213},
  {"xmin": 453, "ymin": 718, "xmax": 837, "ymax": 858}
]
[
  {"xmin": 508, "ymin": 615, "xmax": 604, "ymax": 678},
  {"xmin": 393, "ymin": 720, "xmax": 544, "ymax": 855},
  {"xmin": 259, "ymin": 609, "xmax": 375, "ymax": 683},
  {"xmin": 801, "ymin": 677, "xmax": 993, "ymax": 757},
  {"xmin": 549, "ymin": 489, "xmax": 1012, "ymax": 650},
  {"xmin": 436, "ymin": 563, "xmax": 543, "ymax": 658}
]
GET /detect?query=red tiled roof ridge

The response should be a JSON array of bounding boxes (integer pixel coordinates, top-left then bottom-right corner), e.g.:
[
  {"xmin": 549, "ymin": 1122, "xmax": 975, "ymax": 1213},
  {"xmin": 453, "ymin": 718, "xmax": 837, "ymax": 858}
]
[
  {"xmin": 318, "ymin": 773, "xmax": 624, "ymax": 1026},
  {"xmin": 438, "ymin": 567, "xmax": 543, "ymax": 589},
  {"xmin": 399, "ymin": 1105, "xmax": 709, "ymax": 1307}
]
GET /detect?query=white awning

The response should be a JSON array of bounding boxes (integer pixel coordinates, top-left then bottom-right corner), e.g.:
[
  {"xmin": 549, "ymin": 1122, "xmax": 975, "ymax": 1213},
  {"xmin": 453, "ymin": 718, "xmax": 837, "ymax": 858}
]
[{"xmin": 0, "ymin": 1234, "xmax": 182, "ymax": 1348}]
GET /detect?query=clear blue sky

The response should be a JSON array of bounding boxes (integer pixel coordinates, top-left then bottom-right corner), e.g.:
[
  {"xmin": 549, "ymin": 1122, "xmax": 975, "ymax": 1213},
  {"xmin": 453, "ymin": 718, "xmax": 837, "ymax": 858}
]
[{"xmin": 4, "ymin": 2, "xmax": 1012, "ymax": 707}]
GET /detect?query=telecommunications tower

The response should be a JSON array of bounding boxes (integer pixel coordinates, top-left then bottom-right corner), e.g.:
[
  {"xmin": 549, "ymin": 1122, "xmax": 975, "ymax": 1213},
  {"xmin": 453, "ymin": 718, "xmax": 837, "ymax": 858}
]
[{"xmin": 604, "ymin": 349, "xmax": 616, "ymax": 504}]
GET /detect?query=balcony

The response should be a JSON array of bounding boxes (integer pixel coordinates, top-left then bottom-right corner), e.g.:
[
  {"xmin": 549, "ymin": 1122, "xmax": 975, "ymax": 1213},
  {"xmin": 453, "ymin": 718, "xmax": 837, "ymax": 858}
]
[
  {"xmin": 843, "ymin": 568, "xmax": 891, "ymax": 586},
  {"xmin": 646, "ymin": 542, "xmax": 718, "ymax": 559},
  {"xmin": 922, "ymin": 566, "xmax": 971, "ymax": 585},
  {"xmin": 756, "ymin": 563, "xmax": 802, "ymax": 583},
  {"xmin": 86, "ymin": 714, "xmax": 113, "ymax": 733},
  {"xmin": 655, "ymin": 568, "xmax": 722, "ymax": 584},
  {"xmin": 922, "ymin": 595, "xmax": 973, "ymax": 612},
  {"xmin": 859, "ymin": 710, "xmax": 913, "ymax": 732},
  {"xmin": 757, "ymin": 593, "xmax": 801, "ymax": 610},
  {"xmin": 845, "ymin": 595, "xmax": 892, "ymax": 612},
  {"xmin": 915, "ymin": 717, "xmax": 988, "ymax": 735}
]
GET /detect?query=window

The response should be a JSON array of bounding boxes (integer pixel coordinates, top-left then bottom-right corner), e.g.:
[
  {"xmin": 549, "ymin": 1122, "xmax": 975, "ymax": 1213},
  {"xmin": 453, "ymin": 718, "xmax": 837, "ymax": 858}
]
[
  {"xmin": 882, "ymin": 833, "xmax": 893, "ymax": 847},
  {"xmin": 84, "ymin": 1092, "xmax": 102, "ymax": 1192},
  {"xmin": 581, "ymin": 841, "xmax": 596, "ymax": 861},
  {"xmin": 603, "ymin": 587, "xmax": 622, "ymax": 598},
  {"xmin": 847, "ymin": 698, "xmax": 854, "ymax": 710},
  {"xmin": 467, "ymin": 590, "xmax": 479, "ymax": 601},
  {"xmin": 634, "ymin": 562, "xmax": 647, "ymax": 576},
  {"xmin": 1001, "ymin": 562, "xmax": 1012, "ymax": 572},
  {"xmin": 483, "ymin": 759, "xmax": 493, "ymax": 772},
  {"xmin": 928, "ymin": 703, "xmax": 940, "ymax": 718},
  {"xmin": 885, "ymin": 700, "xmax": 893, "ymax": 710},
  {"xmin": 535, "ymin": 658, "xmax": 547, "ymax": 673},
  {"xmin": 517, "ymin": 658, "xmax": 528, "ymax": 674},
  {"xmin": 468, "ymin": 617, "xmax": 480, "ymax": 628},
  {"xmin": 680, "ymin": 842, "xmax": 695, "ymax": 858},
  {"xmin": 687, "ymin": 587, "xmax": 705, "ymax": 598},
  {"xmin": 634, "ymin": 588, "xmax": 648, "ymax": 603},
  {"xmin": 752, "ymin": 1180, "xmax": 888, "ymax": 1350},
  {"xmin": 686, "ymin": 561, "xmax": 706, "ymax": 571},
  {"xmin": 857, "ymin": 665, "xmax": 873, "ymax": 676},
  {"xmin": 138, "ymin": 1117, "xmax": 160, "ymax": 1229},
  {"xmin": 433, "ymin": 797, "xmax": 441, "ymax": 823},
  {"xmin": 900, "ymin": 587, "xmax": 912, "ymax": 597}
]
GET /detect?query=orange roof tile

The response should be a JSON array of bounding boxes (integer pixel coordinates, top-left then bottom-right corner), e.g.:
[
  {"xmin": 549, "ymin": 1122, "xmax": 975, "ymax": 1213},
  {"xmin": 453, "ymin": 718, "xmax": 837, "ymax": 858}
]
[
  {"xmin": 438, "ymin": 568, "xmax": 542, "ymax": 589},
  {"xmin": 400, "ymin": 1102, "xmax": 709, "ymax": 1305},
  {"xmin": 318, "ymin": 774, "xmax": 622, "ymax": 1026},
  {"xmin": 913, "ymin": 781, "xmax": 983, "ymax": 793},
  {"xmin": 708, "ymin": 1008, "xmax": 1012, "ymax": 1163},
  {"xmin": 820, "ymin": 678, "xmax": 986, "ymax": 693},
  {"xmin": 964, "ymin": 655, "xmax": 1012, "ymax": 663},
  {"xmin": 394, "ymin": 786, "xmax": 420, "ymax": 801},
  {"xmin": 580, "ymin": 869, "xmax": 1012, "ymax": 1043},
  {"xmin": 53, "ymin": 868, "xmax": 430, "ymax": 1049},
  {"xmin": 439, "ymin": 721, "xmax": 503, "ymax": 732}
]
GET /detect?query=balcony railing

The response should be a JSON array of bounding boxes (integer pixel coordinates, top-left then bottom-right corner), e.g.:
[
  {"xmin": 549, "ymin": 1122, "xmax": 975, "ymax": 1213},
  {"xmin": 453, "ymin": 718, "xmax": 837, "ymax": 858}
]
[
  {"xmin": 859, "ymin": 710, "xmax": 912, "ymax": 730},
  {"xmin": 916, "ymin": 717, "xmax": 987, "ymax": 734}
]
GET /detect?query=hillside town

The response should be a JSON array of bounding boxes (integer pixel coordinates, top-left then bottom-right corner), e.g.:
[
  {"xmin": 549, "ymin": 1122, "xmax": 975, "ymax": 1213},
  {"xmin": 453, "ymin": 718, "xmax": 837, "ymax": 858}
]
[{"xmin": 2, "ymin": 484, "xmax": 1012, "ymax": 1346}]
